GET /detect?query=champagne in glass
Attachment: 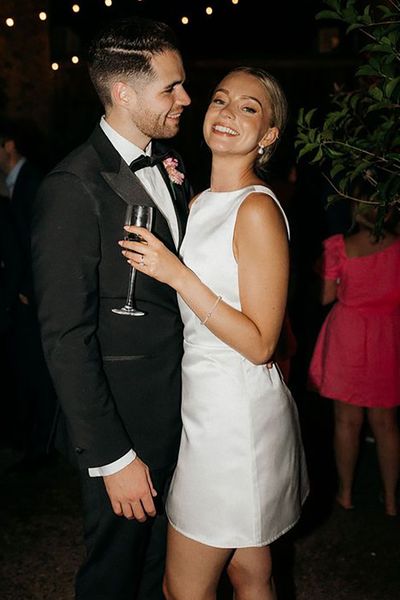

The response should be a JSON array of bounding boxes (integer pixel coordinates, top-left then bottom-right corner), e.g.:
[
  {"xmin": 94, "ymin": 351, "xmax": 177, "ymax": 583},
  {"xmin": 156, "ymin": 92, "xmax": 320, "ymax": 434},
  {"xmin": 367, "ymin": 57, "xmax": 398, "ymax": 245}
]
[{"xmin": 112, "ymin": 204, "xmax": 153, "ymax": 317}]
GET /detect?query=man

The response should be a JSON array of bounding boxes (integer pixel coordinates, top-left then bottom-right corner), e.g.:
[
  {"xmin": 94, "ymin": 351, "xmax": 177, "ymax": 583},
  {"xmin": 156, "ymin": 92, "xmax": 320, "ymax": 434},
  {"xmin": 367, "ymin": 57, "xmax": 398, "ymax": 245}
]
[
  {"xmin": 31, "ymin": 17, "xmax": 191, "ymax": 600},
  {"xmin": 0, "ymin": 122, "xmax": 56, "ymax": 462}
]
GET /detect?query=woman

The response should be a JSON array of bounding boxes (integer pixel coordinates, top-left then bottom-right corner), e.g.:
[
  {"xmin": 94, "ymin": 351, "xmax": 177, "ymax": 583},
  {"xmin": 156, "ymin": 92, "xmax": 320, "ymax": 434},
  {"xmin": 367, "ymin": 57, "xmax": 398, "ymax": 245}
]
[
  {"xmin": 309, "ymin": 200, "xmax": 400, "ymax": 517},
  {"xmin": 120, "ymin": 67, "xmax": 309, "ymax": 600}
]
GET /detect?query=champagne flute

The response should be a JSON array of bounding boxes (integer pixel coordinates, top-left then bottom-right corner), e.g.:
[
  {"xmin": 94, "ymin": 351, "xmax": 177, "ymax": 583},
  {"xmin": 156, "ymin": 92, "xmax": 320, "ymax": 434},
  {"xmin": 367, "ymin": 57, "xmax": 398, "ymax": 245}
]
[{"xmin": 112, "ymin": 204, "xmax": 153, "ymax": 317}]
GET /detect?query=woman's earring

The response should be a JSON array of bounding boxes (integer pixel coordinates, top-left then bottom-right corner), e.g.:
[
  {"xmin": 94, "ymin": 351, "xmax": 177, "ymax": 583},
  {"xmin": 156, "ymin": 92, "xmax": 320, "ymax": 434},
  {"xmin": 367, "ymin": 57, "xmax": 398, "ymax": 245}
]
[{"xmin": 257, "ymin": 145, "xmax": 264, "ymax": 155}]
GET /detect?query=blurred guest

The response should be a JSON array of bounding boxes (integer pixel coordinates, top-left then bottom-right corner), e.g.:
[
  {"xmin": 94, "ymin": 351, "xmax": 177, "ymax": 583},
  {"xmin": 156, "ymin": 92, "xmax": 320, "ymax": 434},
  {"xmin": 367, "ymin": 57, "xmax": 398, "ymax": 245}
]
[
  {"xmin": 309, "ymin": 193, "xmax": 400, "ymax": 516},
  {"xmin": 0, "ymin": 195, "xmax": 22, "ymax": 446},
  {"xmin": 0, "ymin": 120, "xmax": 56, "ymax": 464}
]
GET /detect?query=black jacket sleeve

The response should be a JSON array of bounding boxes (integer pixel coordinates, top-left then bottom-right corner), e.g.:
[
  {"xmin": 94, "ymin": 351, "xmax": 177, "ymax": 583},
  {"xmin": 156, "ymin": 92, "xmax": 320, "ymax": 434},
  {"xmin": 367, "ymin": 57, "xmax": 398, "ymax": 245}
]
[{"xmin": 31, "ymin": 172, "xmax": 131, "ymax": 469}]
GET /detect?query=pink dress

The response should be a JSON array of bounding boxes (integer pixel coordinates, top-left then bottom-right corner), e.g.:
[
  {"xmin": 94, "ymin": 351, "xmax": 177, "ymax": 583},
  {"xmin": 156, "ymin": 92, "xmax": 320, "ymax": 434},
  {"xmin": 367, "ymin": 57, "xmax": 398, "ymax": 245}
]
[{"xmin": 308, "ymin": 234, "xmax": 400, "ymax": 408}]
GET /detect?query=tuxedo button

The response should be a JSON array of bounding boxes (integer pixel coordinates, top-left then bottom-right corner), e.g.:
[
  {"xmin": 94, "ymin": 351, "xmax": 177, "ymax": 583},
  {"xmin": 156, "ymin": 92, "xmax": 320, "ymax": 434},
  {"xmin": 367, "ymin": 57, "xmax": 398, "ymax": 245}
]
[{"xmin": 75, "ymin": 447, "xmax": 84, "ymax": 454}]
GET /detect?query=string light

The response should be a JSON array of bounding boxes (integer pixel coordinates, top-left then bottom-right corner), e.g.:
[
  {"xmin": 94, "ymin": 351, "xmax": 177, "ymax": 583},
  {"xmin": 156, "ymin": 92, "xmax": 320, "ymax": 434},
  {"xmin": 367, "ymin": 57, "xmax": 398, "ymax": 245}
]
[
  {"xmin": 72, "ymin": 4, "xmax": 80, "ymax": 13},
  {"xmin": 71, "ymin": 55, "xmax": 79, "ymax": 64},
  {"xmin": 104, "ymin": 0, "xmax": 112, "ymax": 6},
  {"xmin": 5, "ymin": 18, "xmax": 15, "ymax": 27},
  {"xmin": 232, "ymin": 0, "xmax": 239, "ymax": 4},
  {"xmin": 181, "ymin": 16, "xmax": 189, "ymax": 25},
  {"xmin": 39, "ymin": 12, "xmax": 47, "ymax": 21},
  {"xmin": 206, "ymin": 7, "xmax": 213, "ymax": 16},
  {"xmin": 51, "ymin": 62, "xmax": 59, "ymax": 71}
]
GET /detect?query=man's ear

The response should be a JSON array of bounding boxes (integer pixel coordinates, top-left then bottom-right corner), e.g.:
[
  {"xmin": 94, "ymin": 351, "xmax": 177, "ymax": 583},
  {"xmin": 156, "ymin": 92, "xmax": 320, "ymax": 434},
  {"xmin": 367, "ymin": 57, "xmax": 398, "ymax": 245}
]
[
  {"xmin": 111, "ymin": 81, "xmax": 136, "ymax": 109},
  {"xmin": 260, "ymin": 127, "xmax": 280, "ymax": 149}
]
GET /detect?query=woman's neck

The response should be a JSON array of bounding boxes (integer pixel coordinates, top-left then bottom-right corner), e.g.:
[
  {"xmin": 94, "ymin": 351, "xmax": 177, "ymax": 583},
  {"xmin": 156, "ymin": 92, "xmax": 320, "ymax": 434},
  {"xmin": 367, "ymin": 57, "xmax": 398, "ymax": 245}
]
[{"xmin": 210, "ymin": 155, "xmax": 262, "ymax": 192}]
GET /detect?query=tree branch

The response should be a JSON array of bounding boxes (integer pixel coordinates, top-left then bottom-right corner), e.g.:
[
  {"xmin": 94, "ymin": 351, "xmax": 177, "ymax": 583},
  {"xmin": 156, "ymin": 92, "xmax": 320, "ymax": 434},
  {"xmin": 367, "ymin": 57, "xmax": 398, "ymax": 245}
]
[{"xmin": 321, "ymin": 173, "xmax": 380, "ymax": 205}]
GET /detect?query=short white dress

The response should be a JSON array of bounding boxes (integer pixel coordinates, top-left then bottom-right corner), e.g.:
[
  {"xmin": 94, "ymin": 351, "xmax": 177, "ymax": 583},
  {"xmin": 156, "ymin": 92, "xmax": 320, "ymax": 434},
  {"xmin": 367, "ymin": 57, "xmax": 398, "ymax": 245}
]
[{"xmin": 166, "ymin": 185, "xmax": 309, "ymax": 548}]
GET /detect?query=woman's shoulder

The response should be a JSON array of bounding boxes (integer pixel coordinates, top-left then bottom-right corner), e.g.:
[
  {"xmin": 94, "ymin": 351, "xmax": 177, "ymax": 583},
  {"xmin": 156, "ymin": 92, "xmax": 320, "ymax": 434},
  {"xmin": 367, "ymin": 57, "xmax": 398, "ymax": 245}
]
[{"xmin": 238, "ymin": 185, "xmax": 289, "ymax": 237}]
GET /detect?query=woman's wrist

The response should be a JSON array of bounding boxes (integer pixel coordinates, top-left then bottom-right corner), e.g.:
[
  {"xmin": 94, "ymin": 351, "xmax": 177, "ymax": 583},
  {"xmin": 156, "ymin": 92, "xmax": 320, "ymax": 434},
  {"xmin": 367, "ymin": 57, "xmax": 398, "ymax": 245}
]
[{"xmin": 172, "ymin": 262, "xmax": 193, "ymax": 293}]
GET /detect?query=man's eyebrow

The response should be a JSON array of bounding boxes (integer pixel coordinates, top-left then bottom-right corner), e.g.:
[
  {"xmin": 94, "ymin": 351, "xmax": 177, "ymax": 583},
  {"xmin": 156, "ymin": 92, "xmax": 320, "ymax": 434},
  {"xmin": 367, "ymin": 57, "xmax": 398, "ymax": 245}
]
[{"xmin": 163, "ymin": 79, "xmax": 185, "ymax": 90}]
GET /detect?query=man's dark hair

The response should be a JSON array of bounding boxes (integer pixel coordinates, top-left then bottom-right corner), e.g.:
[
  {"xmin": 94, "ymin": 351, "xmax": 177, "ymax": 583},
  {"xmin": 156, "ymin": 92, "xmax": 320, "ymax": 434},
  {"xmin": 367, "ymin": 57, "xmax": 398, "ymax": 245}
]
[{"xmin": 87, "ymin": 17, "xmax": 180, "ymax": 107}]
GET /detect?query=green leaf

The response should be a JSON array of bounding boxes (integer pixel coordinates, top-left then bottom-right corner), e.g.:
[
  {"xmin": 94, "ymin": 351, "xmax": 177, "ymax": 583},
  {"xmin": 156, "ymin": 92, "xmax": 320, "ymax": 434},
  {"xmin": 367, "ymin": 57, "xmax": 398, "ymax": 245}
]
[
  {"xmin": 369, "ymin": 87, "xmax": 384, "ymax": 102},
  {"xmin": 324, "ymin": 0, "xmax": 340, "ymax": 9},
  {"xmin": 330, "ymin": 163, "xmax": 347, "ymax": 178},
  {"xmin": 377, "ymin": 5, "xmax": 394, "ymax": 18},
  {"xmin": 310, "ymin": 147, "xmax": 324, "ymax": 163},
  {"xmin": 346, "ymin": 22, "xmax": 362, "ymax": 33},
  {"xmin": 386, "ymin": 153, "xmax": 400, "ymax": 162},
  {"xmin": 298, "ymin": 143, "xmax": 318, "ymax": 159},
  {"xmin": 304, "ymin": 108, "xmax": 317, "ymax": 127},
  {"xmin": 316, "ymin": 10, "xmax": 340, "ymax": 20},
  {"xmin": 356, "ymin": 65, "xmax": 377, "ymax": 77},
  {"xmin": 327, "ymin": 193, "xmax": 340, "ymax": 205},
  {"xmin": 366, "ymin": 101, "xmax": 391, "ymax": 113},
  {"xmin": 385, "ymin": 77, "xmax": 400, "ymax": 100}
]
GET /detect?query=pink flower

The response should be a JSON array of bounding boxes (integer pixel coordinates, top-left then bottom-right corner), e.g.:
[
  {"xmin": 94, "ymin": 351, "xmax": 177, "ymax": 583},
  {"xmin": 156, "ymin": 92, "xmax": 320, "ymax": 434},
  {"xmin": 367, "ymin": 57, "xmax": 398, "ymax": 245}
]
[{"xmin": 163, "ymin": 157, "xmax": 185, "ymax": 185}]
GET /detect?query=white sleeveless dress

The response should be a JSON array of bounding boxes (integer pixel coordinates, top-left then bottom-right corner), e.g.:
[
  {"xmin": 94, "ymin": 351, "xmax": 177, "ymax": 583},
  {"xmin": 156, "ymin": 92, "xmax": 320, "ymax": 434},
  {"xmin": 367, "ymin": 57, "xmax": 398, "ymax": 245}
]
[{"xmin": 166, "ymin": 185, "xmax": 309, "ymax": 548}]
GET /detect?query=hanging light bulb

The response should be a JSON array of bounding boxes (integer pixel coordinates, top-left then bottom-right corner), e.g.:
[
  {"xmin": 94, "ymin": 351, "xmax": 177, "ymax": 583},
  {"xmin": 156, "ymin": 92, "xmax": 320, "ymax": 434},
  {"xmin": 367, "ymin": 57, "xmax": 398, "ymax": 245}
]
[
  {"xmin": 105, "ymin": 0, "xmax": 112, "ymax": 6},
  {"xmin": 71, "ymin": 56, "xmax": 79, "ymax": 64},
  {"xmin": 232, "ymin": 0, "xmax": 239, "ymax": 4},
  {"xmin": 72, "ymin": 4, "xmax": 80, "ymax": 13},
  {"xmin": 39, "ymin": 12, "xmax": 47, "ymax": 21},
  {"xmin": 206, "ymin": 7, "xmax": 213, "ymax": 16},
  {"xmin": 51, "ymin": 62, "xmax": 59, "ymax": 71},
  {"xmin": 6, "ymin": 18, "xmax": 15, "ymax": 27},
  {"xmin": 181, "ymin": 16, "xmax": 189, "ymax": 25}
]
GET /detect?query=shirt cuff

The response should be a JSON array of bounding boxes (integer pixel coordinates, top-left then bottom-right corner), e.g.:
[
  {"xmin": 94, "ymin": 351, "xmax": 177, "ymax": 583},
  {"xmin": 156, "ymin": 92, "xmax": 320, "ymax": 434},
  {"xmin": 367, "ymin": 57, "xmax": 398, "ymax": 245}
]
[{"xmin": 88, "ymin": 449, "xmax": 137, "ymax": 478}]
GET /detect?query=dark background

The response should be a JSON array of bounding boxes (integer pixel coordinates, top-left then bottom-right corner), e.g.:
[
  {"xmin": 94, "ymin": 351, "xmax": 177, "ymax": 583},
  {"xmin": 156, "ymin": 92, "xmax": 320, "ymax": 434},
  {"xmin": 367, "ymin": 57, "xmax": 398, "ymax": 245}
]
[{"xmin": 1, "ymin": 0, "xmax": 361, "ymax": 191}]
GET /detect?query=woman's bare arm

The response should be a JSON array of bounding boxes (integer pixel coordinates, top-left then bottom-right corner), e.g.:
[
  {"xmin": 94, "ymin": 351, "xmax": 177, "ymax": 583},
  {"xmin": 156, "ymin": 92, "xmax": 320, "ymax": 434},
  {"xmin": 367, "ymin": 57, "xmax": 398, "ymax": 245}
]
[{"xmin": 120, "ymin": 193, "xmax": 289, "ymax": 365}]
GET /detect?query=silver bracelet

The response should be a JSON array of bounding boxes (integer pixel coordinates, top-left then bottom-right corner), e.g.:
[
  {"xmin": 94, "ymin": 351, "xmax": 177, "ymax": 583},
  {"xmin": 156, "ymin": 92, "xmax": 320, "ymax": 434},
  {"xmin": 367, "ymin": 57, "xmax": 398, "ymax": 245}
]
[{"xmin": 200, "ymin": 295, "xmax": 222, "ymax": 326}]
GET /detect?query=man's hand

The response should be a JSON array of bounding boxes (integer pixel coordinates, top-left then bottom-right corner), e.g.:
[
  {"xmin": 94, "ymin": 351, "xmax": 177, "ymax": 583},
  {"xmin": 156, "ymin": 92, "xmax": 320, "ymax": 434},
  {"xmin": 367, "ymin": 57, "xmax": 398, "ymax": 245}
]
[{"xmin": 103, "ymin": 457, "xmax": 157, "ymax": 521}]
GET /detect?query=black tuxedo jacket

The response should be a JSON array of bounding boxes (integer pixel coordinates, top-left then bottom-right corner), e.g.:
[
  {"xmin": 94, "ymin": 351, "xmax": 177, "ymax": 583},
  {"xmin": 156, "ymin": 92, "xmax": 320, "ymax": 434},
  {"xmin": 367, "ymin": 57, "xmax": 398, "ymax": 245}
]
[{"xmin": 31, "ymin": 126, "xmax": 190, "ymax": 470}]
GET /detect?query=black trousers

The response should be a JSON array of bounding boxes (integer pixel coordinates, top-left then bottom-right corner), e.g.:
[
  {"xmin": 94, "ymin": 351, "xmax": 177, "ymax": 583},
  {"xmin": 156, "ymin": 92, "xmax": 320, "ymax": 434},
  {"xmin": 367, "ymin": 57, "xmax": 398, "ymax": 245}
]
[{"xmin": 75, "ymin": 463, "xmax": 175, "ymax": 600}]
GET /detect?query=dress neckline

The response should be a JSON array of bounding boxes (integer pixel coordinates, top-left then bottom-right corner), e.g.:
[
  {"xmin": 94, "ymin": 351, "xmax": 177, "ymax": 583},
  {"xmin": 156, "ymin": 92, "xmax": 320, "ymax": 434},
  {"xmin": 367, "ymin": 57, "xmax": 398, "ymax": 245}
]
[
  {"xmin": 205, "ymin": 184, "xmax": 273, "ymax": 196},
  {"xmin": 340, "ymin": 234, "xmax": 400, "ymax": 260}
]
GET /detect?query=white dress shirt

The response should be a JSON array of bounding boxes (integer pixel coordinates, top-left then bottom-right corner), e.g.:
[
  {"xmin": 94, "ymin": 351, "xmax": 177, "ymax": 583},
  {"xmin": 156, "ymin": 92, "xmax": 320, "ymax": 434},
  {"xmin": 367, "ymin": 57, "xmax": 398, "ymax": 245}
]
[
  {"xmin": 100, "ymin": 117, "xmax": 179, "ymax": 247},
  {"xmin": 88, "ymin": 118, "xmax": 180, "ymax": 478}
]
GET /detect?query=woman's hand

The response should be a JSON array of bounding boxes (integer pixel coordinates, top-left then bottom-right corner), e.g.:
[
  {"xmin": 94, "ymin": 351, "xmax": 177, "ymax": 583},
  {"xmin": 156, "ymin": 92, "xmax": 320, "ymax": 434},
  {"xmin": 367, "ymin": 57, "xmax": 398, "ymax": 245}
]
[{"xmin": 119, "ymin": 226, "xmax": 187, "ymax": 289}]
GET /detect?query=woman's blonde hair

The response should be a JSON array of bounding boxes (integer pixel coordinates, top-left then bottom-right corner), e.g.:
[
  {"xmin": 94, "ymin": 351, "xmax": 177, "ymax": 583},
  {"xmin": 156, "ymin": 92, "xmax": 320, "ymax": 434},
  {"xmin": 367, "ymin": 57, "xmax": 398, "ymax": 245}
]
[{"xmin": 229, "ymin": 66, "xmax": 288, "ymax": 167}]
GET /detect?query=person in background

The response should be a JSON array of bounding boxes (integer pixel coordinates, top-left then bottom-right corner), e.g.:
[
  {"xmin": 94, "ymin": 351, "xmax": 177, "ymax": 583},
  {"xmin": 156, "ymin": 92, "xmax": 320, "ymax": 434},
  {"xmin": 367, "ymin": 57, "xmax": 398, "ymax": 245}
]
[
  {"xmin": 0, "ymin": 120, "xmax": 56, "ymax": 465},
  {"xmin": 0, "ymin": 194, "xmax": 22, "ymax": 447},
  {"xmin": 309, "ymin": 189, "xmax": 400, "ymax": 517}
]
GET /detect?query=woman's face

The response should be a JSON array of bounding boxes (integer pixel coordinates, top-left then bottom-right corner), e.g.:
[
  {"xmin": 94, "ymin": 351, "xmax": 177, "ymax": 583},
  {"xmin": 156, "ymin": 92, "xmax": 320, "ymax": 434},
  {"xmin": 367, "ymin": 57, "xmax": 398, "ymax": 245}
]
[{"xmin": 203, "ymin": 71, "xmax": 276, "ymax": 159}]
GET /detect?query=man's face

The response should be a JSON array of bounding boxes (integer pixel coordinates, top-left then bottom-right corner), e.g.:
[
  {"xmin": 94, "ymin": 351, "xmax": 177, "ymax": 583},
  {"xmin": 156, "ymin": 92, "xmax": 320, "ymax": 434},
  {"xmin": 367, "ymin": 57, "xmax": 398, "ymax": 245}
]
[{"xmin": 129, "ymin": 50, "xmax": 191, "ymax": 140}]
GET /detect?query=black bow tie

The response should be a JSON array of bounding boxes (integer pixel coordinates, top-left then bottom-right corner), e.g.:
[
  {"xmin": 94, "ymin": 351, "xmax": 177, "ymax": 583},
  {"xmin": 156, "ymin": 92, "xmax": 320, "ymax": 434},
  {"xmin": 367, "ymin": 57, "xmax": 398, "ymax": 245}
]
[{"xmin": 129, "ymin": 152, "xmax": 170, "ymax": 173}]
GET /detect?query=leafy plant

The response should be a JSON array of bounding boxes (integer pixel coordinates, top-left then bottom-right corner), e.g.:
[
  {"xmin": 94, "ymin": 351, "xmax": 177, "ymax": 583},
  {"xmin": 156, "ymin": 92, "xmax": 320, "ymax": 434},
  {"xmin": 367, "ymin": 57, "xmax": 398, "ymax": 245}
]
[{"xmin": 296, "ymin": 0, "xmax": 400, "ymax": 220}]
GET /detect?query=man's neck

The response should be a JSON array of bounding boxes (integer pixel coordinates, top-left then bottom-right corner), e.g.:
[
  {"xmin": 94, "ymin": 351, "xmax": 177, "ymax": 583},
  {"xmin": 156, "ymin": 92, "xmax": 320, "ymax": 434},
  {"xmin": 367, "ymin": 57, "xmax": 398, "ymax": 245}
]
[{"xmin": 104, "ymin": 113, "xmax": 150, "ymax": 151}]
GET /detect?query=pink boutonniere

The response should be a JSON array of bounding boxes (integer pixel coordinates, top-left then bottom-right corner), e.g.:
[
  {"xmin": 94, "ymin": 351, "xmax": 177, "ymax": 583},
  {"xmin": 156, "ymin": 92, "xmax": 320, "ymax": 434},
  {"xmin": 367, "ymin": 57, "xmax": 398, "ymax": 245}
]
[{"xmin": 163, "ymin": 157, "xmax": 185, "ymax": 185}]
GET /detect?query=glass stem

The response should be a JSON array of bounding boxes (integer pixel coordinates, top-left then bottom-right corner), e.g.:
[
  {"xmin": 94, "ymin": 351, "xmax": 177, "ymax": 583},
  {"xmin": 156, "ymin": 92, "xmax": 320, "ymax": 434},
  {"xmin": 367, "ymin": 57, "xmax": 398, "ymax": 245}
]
[{"xmin": 125, "ymin": 267, "xmax": 137, "ymax": 308}]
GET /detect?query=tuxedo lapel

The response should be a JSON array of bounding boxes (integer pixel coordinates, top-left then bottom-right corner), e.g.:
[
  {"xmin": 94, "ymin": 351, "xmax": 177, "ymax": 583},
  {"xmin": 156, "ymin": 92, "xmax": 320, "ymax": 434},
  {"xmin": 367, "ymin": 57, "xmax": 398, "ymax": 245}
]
[
  {"xmin": 90, "ymin": 125, "xmax": 157, "ymax": 209},
  {"xmin": 101, "ymin": 161, "xmax": 157, "ymax": 209}
]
